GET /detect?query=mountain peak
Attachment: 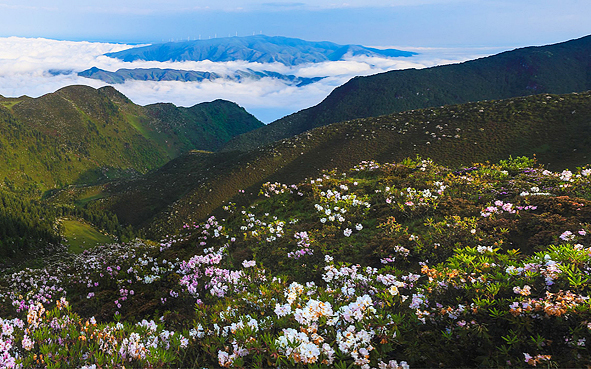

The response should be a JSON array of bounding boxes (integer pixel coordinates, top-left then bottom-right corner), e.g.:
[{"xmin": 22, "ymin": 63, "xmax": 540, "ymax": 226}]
[
  {"xmin": 105, "ymin": 35, "xmax": 416, "ymax": 65},
  {"xmin": 0, "ymin": 85, "xmax": 263, "ymax": 189},
  {"xmin": 55, "ymin": 84, "xmax": 98, "ymax": 95}
]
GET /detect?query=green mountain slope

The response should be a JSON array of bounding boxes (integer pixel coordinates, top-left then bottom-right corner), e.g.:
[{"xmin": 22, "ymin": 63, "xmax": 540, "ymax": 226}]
[
  {"xmin": 0, "ymin": 85, "xmax": 263, "ymax": 189},
  {"xmin": 143, "ymin": 99, "xmax": 264, "ymax": 156},
  {"xmin": 99, "ymin": 91, "xmax": 591, "ymax": 236},
  {"xmin": 223, "ymin": 34, "xmax": 591, "ymax": 152}
]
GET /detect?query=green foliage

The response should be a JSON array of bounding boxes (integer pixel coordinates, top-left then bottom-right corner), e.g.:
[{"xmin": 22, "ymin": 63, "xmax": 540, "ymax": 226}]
[
  {"xmin": 106, "ymin": 91, "xmax": 591, "ymax": 237},
  {"xmin": 498, "ymin": 156, "xmax": 537, "ymax": 173},
  {"xmin": 0, "ymin": 85, "xmax": 262, "ymax": 191}
]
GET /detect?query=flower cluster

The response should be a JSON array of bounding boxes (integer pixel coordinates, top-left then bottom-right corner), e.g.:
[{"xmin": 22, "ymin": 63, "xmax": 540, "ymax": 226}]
[
  {"xmin": 288, "ymin": 231, "xmax": 314, "ymax": 259},
  {"xmin": 3, "ymin": 299, "xmax": 188, "ymax": 368},
  {"xmin": 239, "ymin": 210, "xmax": 289, "ymax": 243},
  {"xmin": 480, "ymin": 200, "xmax": 518, "ymax": 217},
  {"xmin": 261, "ymin": 182, "xmax": 300, "ymax": 197},
  {"xmin": 524, "ymin": 353, "xmax": 552, "ymax": 366}
]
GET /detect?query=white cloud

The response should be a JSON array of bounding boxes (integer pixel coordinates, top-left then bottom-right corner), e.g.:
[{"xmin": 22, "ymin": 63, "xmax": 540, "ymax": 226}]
[{"xmin": 0, "ymin": 37, "xmax": 488, "ymax": 122}]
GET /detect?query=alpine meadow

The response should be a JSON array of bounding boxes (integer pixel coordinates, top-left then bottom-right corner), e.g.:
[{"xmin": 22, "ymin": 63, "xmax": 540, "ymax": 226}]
[{"xmin": 1, "ymin": 6, "xmax": 591, "ymax": 368}]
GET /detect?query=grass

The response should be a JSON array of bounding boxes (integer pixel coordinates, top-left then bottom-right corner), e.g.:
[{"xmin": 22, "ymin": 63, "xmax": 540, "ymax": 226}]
[
  {"xmin": 62, "ymin": 219, "xmax": 115, "ymax": 254},
  {"xmin": 122, "ymin": 110, "xmax": 176, "ymax": 153},
  {"xmin": 0, "ymin": 100, "xmax": 22, "ymax": 110},
  {"xmin": 75, "ymin": 190, "xmax": 105, "ymax": 206}
]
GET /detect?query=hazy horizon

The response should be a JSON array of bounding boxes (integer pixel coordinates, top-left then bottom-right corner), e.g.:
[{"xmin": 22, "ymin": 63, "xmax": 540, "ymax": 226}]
[
  {"xmin": 0, "ymin": 35, "xmax": 512, "ymax": 122},
  {"xmin": 0, "ymin": 0, "xmax": 589, "ymax": 122}
]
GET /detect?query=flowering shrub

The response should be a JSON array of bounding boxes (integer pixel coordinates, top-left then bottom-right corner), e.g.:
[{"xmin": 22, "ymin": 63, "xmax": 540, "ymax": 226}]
[
  {"xmin": 2, "ymin": 157, "xmax": 591, "ymax": 367},
  {"xmin": 0, "ymin": 297, "xmax": 188, "ymax": 368}
]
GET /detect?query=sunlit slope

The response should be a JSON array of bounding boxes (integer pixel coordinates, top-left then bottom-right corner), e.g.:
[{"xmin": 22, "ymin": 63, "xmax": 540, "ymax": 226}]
[
  {"xmin": 0, "ymin": 85, "xmax": 262, "ymax": 189},
  {"xmin": 103, "ymin": 91, "xmax": 591, "ymax": 236}
]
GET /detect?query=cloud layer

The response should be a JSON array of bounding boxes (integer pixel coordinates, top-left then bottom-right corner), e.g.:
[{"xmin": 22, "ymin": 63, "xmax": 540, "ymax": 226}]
[{"xmin": 0, "ymin": 37, "xmax": 497, "ymax": 122}]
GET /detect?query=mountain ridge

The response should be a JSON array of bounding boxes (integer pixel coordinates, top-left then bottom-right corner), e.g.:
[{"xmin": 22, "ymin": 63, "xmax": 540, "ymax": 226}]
[
  {"xmin": 78, "ymin": 66, "xmax": 324, "ymax": 86},
  {"xmin": 105, "ymin": 34, "xmax": 416, "ymax": 65},
  {"xmin": 0, "ymin": 85, "xmax": 263, "ymax": 190},
  {"xmin": 223, "ymin": 34, "xmax": 591, "ymax": 152},
  {"xmin": 92, "ymin": 90, "xmax": 591, "ymax": 236}
]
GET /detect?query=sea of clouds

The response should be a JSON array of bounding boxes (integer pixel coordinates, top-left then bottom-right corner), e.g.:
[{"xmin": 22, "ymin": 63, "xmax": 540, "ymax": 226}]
[{"xmin": 0, "ymin": 37, "xmax": 504, "ymax": 122}]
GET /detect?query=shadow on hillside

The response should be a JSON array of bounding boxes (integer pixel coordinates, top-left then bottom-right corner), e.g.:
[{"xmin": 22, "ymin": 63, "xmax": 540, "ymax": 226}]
[
  {"xmin": 73, "ymin": 167, "xmax": 142, "ymax": 186},
  {"xmin": 0, "ymin": 214, "xmax": 61, "ymax": 267}
]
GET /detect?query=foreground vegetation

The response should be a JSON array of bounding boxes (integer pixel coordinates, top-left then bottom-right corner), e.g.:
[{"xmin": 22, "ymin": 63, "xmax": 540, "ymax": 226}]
[{"xmin": 1, "ymin": 156, "xmax": 591, "ymax": 368}]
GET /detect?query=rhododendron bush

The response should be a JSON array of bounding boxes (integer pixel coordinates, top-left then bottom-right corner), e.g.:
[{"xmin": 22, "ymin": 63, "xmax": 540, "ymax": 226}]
[{"xmin": 1, "ymin": 157, "xmax": 591, "ymax": 368}]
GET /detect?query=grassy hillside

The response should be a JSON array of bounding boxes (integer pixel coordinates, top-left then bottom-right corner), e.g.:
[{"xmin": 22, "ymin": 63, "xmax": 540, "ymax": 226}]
[
  {"xmin": 5, "ymin": 85, "xmax": 170, "ymax": 187},
  {"xmin": 0, "ymin": 85, "xmax": 262, "ymax": 190},
  {"xmin": 224, "ymin": 34, "xmax": 591, "ymax": 151},
  {"xmin": 143, "ymin": 99, "xmax": 263, "ymax": 156},
  {"xmin": 97, "ymin": 91, "xmax": 591, "ymax": 236},
  {"xmin": 61, "ymin": 219, "xmax": 116, "ymax": 254}
]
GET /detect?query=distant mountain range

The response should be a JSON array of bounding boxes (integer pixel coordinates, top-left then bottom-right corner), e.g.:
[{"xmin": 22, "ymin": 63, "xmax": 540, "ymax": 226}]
[
  {"xmin": 0, "ymin": 85, "xmax": 262, "ymax": 189},
  {"xmin": 78, "ymin": 66, "xmax": 324, "ymax": 86},
  {"xmin": 223, "ymin": 34, "xmax": 591, "ymax": 151},
  {"xmin": 104, "ymin": 34, "xmax": 416, "ymax": 65}
]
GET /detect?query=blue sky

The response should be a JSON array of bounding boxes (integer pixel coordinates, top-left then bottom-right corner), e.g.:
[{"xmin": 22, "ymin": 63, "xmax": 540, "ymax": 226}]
[{"xmin": 1, "ymin": 0, "xmax": 589, "ymax": 47}]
